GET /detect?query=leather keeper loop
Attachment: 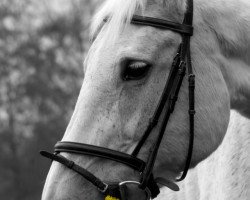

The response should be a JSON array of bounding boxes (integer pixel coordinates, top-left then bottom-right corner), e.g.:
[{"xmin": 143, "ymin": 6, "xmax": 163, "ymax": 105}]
[
  {"xmin": 67, "ymin": 160, "xmax": 75, "ymax": 169},
  {"xmin": 189, "ymin": 109, "xmax": 196, "ymax": 115}
]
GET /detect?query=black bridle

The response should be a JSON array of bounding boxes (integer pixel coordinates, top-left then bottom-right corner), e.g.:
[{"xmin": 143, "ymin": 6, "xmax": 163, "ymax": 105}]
[{"xmin": 40, "ymin": 0, "xmax": 195, "ymax": 199}]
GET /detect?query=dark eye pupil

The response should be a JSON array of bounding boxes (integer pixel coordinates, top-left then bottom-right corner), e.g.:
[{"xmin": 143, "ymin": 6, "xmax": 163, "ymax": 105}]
[{"xmin": 123, "ymin": 61, "xmax": 150, "ymax": 81}]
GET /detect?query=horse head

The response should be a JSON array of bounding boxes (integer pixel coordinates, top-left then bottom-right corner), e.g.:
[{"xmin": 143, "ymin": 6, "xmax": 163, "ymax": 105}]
[{"xmin": 41, "ymin": 0, "xmax": 250, "ymax": 199}]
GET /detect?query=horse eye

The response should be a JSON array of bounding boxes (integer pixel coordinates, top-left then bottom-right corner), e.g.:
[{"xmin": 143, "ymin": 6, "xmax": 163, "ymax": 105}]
[{"xmin": 122, "ymin": 60, "xmax": 151, "ymax": 81}]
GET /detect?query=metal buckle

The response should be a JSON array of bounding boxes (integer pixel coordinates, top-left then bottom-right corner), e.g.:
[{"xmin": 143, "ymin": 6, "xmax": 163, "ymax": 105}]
[
  {"xmin": 119, "ymin": 181, "xmax": 151, "ymax": 200},
  {"xmin": 98, "ymin": 182, "xmax": 109, "ymax": 193}
]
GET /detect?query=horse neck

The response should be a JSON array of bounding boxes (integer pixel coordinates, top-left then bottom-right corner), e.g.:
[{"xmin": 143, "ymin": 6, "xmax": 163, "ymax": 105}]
[{"xmin": 195, "ymin": 0, "xmax": 250, "ymax": 118}]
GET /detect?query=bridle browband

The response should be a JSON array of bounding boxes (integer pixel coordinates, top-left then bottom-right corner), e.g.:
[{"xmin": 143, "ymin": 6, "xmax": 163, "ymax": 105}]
[{"xmin": 40, "ymin": 0, "xmax": 195, "ymax": 199}]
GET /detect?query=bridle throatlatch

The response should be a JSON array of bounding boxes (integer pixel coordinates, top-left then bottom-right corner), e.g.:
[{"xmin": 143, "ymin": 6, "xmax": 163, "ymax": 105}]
[{"xmin": 40, "ymin": 0, "xmax": 195, "ymax": 199}]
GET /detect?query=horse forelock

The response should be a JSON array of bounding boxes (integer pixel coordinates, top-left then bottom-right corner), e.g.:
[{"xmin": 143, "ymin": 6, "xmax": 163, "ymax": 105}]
[
  {"xmin": 89, "ymin": 0, "xmax": 187, "ymax": 45},
  {"xmin": 84, "ymin": 0, "xmax": 187, "ymax": 70},
  {"xmin": 90, "ymin": 0, "xmax": 144, "ymax": 43}
]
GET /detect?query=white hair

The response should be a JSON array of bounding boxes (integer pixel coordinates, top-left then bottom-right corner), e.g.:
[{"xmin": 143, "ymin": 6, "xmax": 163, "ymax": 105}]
[{"xmin": 90, "ymin": 0, "xmax": 186, "ymax": 43}]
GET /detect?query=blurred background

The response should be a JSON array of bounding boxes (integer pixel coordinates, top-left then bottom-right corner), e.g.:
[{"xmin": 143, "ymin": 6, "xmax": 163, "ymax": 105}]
[{"xmin": 0, "ymin": 0, "xmax": 100, "ymax": 199}]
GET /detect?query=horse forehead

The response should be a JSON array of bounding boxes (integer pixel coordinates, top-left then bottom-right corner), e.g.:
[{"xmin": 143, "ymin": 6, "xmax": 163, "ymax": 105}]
[{"xmin": 119, "ymin": 28, "xmax": 176, "ymax": 52}]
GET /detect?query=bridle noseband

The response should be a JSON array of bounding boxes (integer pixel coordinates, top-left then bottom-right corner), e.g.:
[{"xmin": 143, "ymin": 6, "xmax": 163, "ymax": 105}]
[{"xmin": 40, "ymin": 0, "xmax": 195, "ymax": 199}]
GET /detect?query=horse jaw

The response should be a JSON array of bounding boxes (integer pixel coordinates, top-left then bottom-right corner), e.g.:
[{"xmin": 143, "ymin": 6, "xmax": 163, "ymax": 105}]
[{"xmin": 195, "ymin": 0, "xmax": 250, "ymax": 119}]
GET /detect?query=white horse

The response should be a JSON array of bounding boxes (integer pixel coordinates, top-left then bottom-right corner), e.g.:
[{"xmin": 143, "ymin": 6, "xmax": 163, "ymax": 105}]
[{"xmin": 42, "ymin": 0, "xmax": 250, "ymax": 199}]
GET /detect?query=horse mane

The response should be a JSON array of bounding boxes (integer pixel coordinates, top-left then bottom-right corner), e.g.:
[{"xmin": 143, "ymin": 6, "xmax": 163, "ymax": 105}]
[{"xmin": 90, "ymin": 0, "xmax": 186, "ymax": 43}]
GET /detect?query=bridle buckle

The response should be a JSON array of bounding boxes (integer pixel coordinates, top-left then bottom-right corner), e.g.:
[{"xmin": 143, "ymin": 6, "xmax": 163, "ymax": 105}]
[
  {"xmin": 98, "ymin": 182, "xmax": 109, "ymax": 193},
  {"xmin": 119, "ymin": 181, "xmax": 151, "ymax": 200}
]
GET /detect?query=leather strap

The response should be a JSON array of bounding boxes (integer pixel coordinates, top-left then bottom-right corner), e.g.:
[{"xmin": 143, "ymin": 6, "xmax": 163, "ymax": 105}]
[
  {"xmin": 176, "ymin": 0, "xmax": 195, "ymax": 181},
  {"xmin": 140, "ymin": 58, "xmax": 187, "ymax": 188},
  {"xmin": 40, "ymin": 151, "xmax": 108, "ymax": 192},
  {"xmin": 55, "ymin": 141, "xmax": 145, "ymax": 172},
  {"xmin": 131, "ymin": 49, "xmax": 181, "ymax": 157},
  {"xmin": 131, "ymin": 15, "xmax": 193, "ymax": 36}
]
